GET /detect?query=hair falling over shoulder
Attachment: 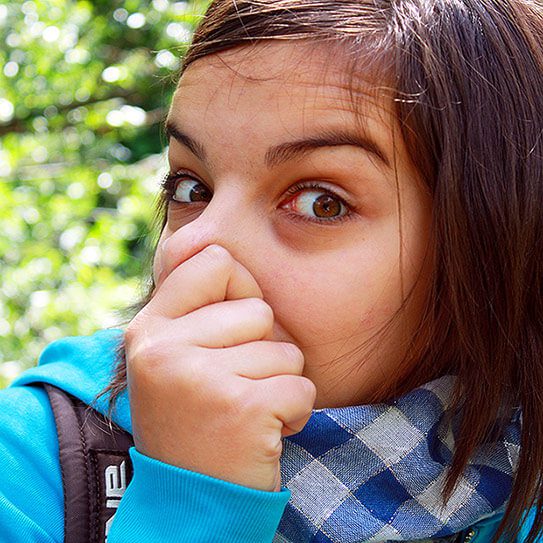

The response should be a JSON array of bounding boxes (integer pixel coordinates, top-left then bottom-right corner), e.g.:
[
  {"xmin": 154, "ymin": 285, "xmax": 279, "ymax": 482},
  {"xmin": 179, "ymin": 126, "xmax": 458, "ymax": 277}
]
[{"xmin": 100, "ymin": 1, "xmax": 543, "ymax": 540}]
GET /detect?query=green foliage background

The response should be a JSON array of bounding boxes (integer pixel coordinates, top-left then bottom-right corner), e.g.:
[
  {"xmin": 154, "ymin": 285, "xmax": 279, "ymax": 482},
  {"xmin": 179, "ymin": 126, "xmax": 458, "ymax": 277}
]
[{"xmin": 0, "ymin": 0, "xmax": 210, "ymax": 387}]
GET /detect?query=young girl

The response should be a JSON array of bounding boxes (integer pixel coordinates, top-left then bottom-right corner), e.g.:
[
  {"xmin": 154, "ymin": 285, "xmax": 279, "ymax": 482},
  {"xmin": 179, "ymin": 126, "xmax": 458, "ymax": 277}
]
[{"xmin": 1, "ymin": 0, "xmax": 542, "ymax": 542}]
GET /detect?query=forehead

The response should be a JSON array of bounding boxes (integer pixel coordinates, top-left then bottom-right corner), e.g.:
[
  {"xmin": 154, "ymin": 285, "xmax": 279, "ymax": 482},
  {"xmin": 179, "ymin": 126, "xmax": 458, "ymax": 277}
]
[{"xmin": 169, "ymin": 41, "xmax": 394, "ymax": 138}]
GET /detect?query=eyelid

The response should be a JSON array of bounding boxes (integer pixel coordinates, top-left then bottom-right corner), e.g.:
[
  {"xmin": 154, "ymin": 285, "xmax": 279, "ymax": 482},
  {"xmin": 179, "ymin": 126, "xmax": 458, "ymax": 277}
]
[
  {"xmin": 281, "ymin": 180, "xmax": 354, "ymax": 217},
  {"xmin": 283, "ymin": 181, "xmax": 355, "ymax": 209},
  {"xmin": 161, "ymin": 169, "xmax": 205, "ymax": 194},
  {"xmin": 162, "ymin": 168, "xmax": 200, "ymax": 183}
]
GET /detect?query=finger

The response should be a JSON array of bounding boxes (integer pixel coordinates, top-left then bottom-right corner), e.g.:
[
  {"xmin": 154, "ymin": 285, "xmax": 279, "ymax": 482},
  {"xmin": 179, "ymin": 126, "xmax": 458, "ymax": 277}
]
[
  {"xmin": 208, "ymin": 340, "xmax": 304, "ymax": 377},
  {"xmin": 155, "ymin": 226, "xmax": 214, "ymax": 285},
  {"xmin": 146, "ymin": 244, "xmax": 264, "ymax": 319},
  {"xmin": 281, "ymin": 414, "xmax": 313, "ymax": 437},
  {"xmin": 256, "ymin": 375, "xmax": 317, "ymax": 434},
  {"xmin": 177, "ymin": 298, "xmax": 275, "ymax": 347}
]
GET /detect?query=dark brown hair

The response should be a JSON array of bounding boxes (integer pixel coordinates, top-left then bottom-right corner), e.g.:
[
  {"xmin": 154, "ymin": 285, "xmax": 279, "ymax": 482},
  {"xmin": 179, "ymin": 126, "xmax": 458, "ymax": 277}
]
[{"xmin": 101, "ymin": 1, "xmax": 543, "ymax": 540}]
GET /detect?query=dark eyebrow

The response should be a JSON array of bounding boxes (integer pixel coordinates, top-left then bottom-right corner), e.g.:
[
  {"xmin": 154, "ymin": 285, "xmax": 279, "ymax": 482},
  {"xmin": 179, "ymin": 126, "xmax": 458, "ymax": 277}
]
[
  {"xmin": 265, "ymin": 130, "xmax": 390, "ymax": 169},
  {"xmin": 164, "ymin": 120, "xmax": 208, "ymax": 163},
  {"xmin": 164, "ymin": 120, "xmax": 390, "ymax": 169}
]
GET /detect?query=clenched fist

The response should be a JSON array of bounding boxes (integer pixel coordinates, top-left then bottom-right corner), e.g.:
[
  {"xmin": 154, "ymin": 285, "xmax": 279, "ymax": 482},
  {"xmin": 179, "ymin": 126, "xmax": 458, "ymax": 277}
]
[{"xmin": 125, "ymin": 244, "xmax": 316, "ymax": 492}]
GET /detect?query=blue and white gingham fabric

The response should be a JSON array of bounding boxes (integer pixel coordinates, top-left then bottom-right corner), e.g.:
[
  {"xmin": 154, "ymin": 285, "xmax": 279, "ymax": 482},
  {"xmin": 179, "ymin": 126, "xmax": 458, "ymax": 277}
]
[{"xmin": 275, "ymin": 375, "xmax": 521, "ymax": 543}]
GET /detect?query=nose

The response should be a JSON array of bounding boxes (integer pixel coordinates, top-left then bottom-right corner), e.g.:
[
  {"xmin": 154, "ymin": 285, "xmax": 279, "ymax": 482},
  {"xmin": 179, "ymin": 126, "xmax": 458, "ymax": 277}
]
[
  {"xmin": 152, "ymin": 189, "xmax": 290, "ymax": 346},
  {"xmin": 155, "ymin": 189, "xmax": 257, "ymax": 285}
]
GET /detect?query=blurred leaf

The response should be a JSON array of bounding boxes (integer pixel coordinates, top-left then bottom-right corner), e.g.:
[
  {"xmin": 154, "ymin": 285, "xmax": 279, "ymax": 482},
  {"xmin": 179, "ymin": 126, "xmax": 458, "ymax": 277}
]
[{"xmin": 0, "ymin": 0, "xmax": 210, "ymax": 386}]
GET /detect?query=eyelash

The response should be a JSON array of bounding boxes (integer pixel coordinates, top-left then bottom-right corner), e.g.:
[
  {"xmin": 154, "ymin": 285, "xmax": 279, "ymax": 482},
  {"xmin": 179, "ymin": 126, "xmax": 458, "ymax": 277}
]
[{"xmin": 161, "ymin": 170, "xmax": 355, "ymax": 225}]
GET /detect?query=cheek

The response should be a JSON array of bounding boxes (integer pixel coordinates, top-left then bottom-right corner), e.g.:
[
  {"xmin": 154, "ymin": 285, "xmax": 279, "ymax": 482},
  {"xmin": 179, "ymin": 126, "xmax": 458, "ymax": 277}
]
[{"xmin": 264, "ymin": 254, "xmax": 396, "ymax": 346}]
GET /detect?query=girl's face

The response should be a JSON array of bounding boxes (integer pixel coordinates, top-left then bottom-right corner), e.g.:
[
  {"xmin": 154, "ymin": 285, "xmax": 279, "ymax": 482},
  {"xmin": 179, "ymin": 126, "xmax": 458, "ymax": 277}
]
[{"xmin": 156, "ymin": 41, "xmax": 433, "ymax": 408}]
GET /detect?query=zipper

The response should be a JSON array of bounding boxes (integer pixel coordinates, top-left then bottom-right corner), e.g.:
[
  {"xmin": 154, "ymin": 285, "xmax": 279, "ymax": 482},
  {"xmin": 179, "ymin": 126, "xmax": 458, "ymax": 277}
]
[{"xmin": 463, "ymin": 528, "xmax": 476, "ymax": 542}]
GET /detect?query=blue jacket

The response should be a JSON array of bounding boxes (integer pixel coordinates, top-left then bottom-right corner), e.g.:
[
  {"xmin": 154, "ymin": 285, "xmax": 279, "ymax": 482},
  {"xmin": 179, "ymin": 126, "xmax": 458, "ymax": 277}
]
[{"xmin": 0, "ymin": 329, "xmax": 539, "ymax": 542}]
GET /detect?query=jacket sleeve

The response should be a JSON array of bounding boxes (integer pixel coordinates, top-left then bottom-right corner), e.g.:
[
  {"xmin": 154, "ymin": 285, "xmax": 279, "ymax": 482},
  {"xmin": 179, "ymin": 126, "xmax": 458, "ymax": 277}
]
[
  {"xmin": 516, "ymin": 508, "xmax": 543, "ymax": 543},
  {"xmin": 0, "ymin": 385, "xmax": 63, "ymax": 542},
  {"xmin": 107, "ymin": 447, "xmax": 290, "ymax": 543},
  {"xmin": 0, "ymin": 383, "xmax": 290, "ymax": 543}
]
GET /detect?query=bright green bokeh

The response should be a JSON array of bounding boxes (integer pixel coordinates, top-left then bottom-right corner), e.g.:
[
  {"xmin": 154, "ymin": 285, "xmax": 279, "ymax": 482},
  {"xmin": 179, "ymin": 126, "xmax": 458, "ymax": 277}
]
[{"xmin": 0, "ymin": 0, "xmax": 210, "ymax": 386}]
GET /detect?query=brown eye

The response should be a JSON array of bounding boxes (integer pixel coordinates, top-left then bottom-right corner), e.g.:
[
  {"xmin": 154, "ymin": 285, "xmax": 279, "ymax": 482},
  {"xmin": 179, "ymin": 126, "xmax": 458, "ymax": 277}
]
[
  {"xmin": 313, "ymin": 194, "xmax": 342, "ymax": 218},
  {"xmin": 173, "ymin": 179, "xmax": 212, "ymax": 203},
  {"xmin": 284, "ymin": 189, "xmax": 347, "ymax": 220}
]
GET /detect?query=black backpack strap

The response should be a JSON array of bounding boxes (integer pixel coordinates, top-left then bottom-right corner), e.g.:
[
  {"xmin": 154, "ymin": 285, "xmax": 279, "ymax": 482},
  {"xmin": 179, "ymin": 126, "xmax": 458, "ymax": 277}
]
[{"xmin": 43, "ymin": 383, "xmax": 134, "ymax": 543}]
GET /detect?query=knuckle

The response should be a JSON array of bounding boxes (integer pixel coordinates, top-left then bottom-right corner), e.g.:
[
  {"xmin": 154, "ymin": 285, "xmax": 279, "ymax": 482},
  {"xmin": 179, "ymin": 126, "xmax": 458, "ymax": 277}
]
[
  {"xmin": 281, "ymin": 343, "xmax": 304, "ymax": 372},
  {"xmin": 178, "ymin": 357, "xmax": 206, "ymax": 391},
  {"xmin": 191, "ymin": 245, "xmax": 234, "ymax": 280},
  {"xmin": 129, "ymin": 340, "xmax": 204, "ymax": 391},
  {"xmin": 300, "ymin": 377, "xmax": 317, "ymax": 403},
  {"xmin": 124, "ymin": 312, "xmax": 148, "ymax": 346},
  {"xmin": 123, "ymin": 323, "xmax": 138, "ymax": 347},
  {"xmin": 248, "ymin": 298, "xmax": 274, "ymax": 323},
  {"xmin": 203, "ymin": 244, "xmax": 233, "ymax": 267},
  {"xmin": 161, "ymin": 239, "xmax": 181, "ymax": 270},
  {"xmin": 125, "ymin": 329, "xmax": 171, "ymax": 367},
  {"xmin": 260, "ymin": 435, "xmax": 283, "ymax": 461},
  {"xmin": 124, "ymin": 324, "xmax": 148, "ymax": 362},
  {"xmin": 229, "ymin": 382, "xmax": 253, "ymax": 408},
  {"xmin": 215, "ymin": 383, "xmax": 249, "ymax": 414},
  {"xmin": 126, "ymin": 339, "xmax": 162, "ymax": 376},
  {"xmin": 125, "ymin": 323, "xmax": 190, "ymax": 377}
]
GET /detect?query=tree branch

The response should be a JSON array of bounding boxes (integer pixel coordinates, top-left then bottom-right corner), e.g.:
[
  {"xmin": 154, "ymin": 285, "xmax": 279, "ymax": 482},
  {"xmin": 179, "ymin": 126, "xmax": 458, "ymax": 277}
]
[{"xmin": 0, "ymin": 89, "xmax": 142, "ymax": 137}]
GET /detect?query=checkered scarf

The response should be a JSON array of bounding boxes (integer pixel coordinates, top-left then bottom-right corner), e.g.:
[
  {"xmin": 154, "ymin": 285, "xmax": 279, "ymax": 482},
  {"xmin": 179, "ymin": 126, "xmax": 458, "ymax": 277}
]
[{"xmin": 275, "ymin": 375, "xmax": 521, "ymax": 543}]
